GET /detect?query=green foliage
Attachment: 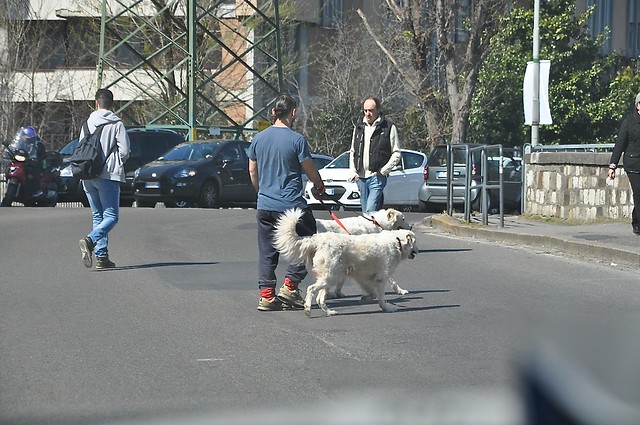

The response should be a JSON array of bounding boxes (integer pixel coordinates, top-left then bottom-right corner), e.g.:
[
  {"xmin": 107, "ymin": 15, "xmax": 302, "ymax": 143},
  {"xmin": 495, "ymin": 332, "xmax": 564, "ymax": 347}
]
[
  {"xmin": 470, "ymin": 0, "xmax": 640, "ymax": 147},
  {"xmin": 396, "ymin": 106, "xmax": 429, "ymax": 152}
]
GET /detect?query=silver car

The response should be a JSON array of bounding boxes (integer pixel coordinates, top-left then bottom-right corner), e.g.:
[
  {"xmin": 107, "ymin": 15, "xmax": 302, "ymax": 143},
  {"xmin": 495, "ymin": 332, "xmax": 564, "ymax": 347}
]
[{"xmin": 418, "ymin": 144, "xmax": 522, "ymax": 213}]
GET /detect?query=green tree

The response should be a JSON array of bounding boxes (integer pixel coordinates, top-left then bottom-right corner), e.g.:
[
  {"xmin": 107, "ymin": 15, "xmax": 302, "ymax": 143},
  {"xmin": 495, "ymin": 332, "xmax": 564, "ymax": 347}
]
[{"xmin": 470, "ymin": 0, "xmax": 640, "ymax": 147}]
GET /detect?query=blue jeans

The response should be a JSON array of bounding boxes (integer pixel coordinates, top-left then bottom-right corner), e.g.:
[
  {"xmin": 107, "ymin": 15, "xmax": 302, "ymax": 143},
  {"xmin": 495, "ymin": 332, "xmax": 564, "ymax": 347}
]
[
  {"xmin": 256, "ymin": 209, "xmax": 317, "ymax": 291},
  {"xmin": 356, "ymin": 174, "xmax": 387, "ymax": 213},
  {"xmin": 82, "ymin": 178, "xmax": 120, "ymax": 258}
]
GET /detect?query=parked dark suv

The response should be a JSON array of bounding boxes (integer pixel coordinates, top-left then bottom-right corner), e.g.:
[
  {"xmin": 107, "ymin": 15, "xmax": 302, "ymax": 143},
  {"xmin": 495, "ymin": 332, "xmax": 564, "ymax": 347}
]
[
  {"xmin": 418, "ymin": 144, "xmax": 522, "ymax": 213},
  {"xmin": 58, "ymin": 128, "xmax": 185, "ymax": 206}
]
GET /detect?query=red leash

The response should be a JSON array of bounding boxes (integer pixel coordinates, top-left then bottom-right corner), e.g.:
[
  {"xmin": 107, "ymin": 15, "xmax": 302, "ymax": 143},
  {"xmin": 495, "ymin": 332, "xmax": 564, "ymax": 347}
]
[{"xmin": 318, "ymin": 197, "xmax": 351, "ymax": 235}]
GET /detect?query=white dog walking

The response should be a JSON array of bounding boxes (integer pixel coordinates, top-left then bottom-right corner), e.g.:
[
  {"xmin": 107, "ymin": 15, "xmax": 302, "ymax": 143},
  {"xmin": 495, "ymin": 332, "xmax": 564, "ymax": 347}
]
[
  {"xmin": 316, "ymin": 208, "xmax": 412, "ymax": 298},
  {"xmin": 275, "ymin": 208, "xmax": 418, "ymax": 316},
  {"xmin": 316, "ymin": 208, "xmax": 412, "ymax": 234}
]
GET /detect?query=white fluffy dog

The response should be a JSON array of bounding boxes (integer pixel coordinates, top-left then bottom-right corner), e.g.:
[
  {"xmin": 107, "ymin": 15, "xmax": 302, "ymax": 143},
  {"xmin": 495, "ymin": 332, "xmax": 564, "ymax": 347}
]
[
  {"xmin": 316, "ymin": 208, "xmax": 412, "ymax": 298},
  {"xmin": 316, "ymin": 208, "xmax": 412, "ymax": 234},
  {"xmin": 275, "ymin": 208, "xmax": 418, "ymax": 316}
]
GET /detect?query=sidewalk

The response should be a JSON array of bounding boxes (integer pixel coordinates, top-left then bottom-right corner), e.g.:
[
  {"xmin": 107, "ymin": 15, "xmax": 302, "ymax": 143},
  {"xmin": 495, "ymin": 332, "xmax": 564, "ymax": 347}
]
[{"xmin": 425, "ymin": 213, "xmax": 640, "ymax": 269}]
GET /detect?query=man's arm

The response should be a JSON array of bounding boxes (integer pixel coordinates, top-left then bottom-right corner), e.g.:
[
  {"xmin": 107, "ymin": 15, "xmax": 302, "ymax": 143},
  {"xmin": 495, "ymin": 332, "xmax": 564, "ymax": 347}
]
[
  {"xmin": 301, "ymin": 158, "xmax": 324, "ymax": 195},
  {"xmin": 249, "ymin": 158, "xmax": 259, "ymax": 192},
  {"xmin": 379, "ymin": 124, "xmax": 402, "ymax": 176},
  {"xmin": 348, "ymin": 126, "xmax": 358, "ymax": 180}
]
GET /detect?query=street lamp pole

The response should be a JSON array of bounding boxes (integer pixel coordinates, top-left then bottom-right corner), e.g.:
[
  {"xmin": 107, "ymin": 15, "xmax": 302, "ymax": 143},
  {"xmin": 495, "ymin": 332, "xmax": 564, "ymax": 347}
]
[{"xmin": 532, "ymin": 0, "xmax": 540, "ymax": 147}]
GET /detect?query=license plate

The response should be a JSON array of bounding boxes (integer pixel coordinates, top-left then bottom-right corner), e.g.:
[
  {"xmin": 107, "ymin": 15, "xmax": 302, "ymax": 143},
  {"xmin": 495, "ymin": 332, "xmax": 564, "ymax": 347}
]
[
  {"xmin": 145, "ymin": 182, "xmax": 160, "ymax": 189},
  {"xmin": 325, "ymin": 188, "xmax": 335, "ymax": 196},
  {"xmin": 436, "ymin": 170, "xmax": 461, "ymax": 179}
]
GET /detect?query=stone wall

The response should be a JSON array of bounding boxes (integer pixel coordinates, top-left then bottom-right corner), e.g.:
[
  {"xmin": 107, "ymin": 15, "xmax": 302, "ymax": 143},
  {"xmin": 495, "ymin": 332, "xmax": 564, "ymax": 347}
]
[{"xmin": 524, "ymin": 152, "xmax": 633, "ymax": 220}]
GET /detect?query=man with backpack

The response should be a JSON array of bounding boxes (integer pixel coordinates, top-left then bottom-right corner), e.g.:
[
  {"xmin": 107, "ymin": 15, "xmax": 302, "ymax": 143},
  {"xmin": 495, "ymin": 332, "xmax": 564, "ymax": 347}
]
[{"xmin": 78, "ymin": 88, "xmax": 130, "ymax": 269}]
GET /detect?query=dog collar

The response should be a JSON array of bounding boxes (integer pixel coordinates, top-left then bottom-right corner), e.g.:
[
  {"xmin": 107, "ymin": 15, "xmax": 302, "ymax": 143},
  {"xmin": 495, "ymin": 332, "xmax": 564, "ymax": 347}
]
[{"xmin": 364, "ymin": 215, "xmax": 383, "ymax": 229}]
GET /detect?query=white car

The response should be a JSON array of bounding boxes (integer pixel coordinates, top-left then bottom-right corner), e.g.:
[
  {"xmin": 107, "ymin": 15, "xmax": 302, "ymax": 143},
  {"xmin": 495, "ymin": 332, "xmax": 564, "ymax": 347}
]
[{"xmin": 305, "ymin": 149, "xmax": 428, "ymax": 211}]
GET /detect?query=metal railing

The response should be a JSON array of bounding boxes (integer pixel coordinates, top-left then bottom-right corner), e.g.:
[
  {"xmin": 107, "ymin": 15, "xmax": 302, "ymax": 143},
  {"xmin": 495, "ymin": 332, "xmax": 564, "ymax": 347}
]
[{"xmin": 444, "ymin": 144, "xmax": 515, "ymax": 228}]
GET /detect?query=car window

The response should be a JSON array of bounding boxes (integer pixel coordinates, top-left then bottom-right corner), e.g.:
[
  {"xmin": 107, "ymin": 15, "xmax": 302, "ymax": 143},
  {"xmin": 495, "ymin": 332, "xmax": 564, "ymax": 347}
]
[
  {"xmin": 428, "ymin": 147, "xmax": 471, "ymax": 167},
  {"xmin": 161, "ymin": 144, "xmax": 196, "ymax": 161},
  {"xmin": 313, "ymin": 157, "xmax": 332, "ymax": 170},
  {"xmin": 59, "ymin": 139, "xmax": 79, "ymax": 156},
  {"xmin": 221, "ymin": 143, "xmax": 242, "ymax": 162},
  {"xmin": 401, "ymin": 152, "xmax": 424, "ymax": 170},
  {"xmin": 325, "ymin": 152, "xmax": 350, "ymax": 169},
  {"xmin": 128, "ymin": 131, "xmax": 185, "ymax": 162}
]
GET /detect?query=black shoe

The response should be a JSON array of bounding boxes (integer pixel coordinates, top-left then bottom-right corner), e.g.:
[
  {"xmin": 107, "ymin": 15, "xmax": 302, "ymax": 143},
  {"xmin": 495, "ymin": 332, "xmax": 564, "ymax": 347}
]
[
  {"xmin": 633, "ymin": 225, "xmax": 640, "ymax": 235},
  {"xmin": 96, "ymin": 256, "xmax": 116, "ymax": 269}
]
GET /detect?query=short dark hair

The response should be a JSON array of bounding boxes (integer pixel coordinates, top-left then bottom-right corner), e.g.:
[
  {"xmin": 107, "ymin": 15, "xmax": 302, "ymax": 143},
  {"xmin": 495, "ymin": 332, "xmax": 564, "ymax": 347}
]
[
  {"xmin": 95, "ymin": 88, "xmax": 114, "ymax": 109},
  {"xmin": 272, "ymin": 93, "xmax": 297, "ymax": 119},
  {"xmin": 364, "ymin": 96, "xmax": 381, "ymax": 110}
]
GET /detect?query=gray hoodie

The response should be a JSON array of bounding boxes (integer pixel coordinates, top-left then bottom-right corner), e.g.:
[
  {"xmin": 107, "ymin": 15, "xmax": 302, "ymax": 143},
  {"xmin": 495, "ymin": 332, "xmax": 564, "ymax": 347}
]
[{"xmin": 79, "ymin": 109, "xmax": 130, "ymax": 182}]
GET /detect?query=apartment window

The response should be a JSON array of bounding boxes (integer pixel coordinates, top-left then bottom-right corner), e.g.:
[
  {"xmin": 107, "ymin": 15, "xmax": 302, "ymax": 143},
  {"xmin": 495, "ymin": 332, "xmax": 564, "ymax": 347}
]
[
  {"xmin": 321, "ymin": 0, "xmax": 343, "ymax": 28},
  {"xmin": 587, "ymin": 0, "xmax": 612, "ymax": 54},
  {"xmin": 629, "ymin": 0, "xmax": 640, "ymax": 58}
]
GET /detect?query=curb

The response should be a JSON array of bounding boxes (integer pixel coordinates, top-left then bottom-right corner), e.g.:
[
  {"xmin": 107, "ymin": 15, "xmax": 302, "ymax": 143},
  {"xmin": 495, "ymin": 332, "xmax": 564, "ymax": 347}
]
[{"xmin": 425, "ymin": 214, "xmax": 640, "ymax": 269}]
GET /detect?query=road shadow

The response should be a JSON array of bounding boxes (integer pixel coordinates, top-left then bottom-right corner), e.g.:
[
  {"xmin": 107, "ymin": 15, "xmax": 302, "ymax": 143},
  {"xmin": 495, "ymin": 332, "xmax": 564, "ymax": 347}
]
[
  {"xmin": 418, "ymin": 248, "xmax": 472, "ymax": 254},
  {"xmin": 305, "ymin": 304, "xmax": 461, "ymax": 318},
  {"xmin": 95, "ymin": 261, "xmax": 219, "ymax": 271}
]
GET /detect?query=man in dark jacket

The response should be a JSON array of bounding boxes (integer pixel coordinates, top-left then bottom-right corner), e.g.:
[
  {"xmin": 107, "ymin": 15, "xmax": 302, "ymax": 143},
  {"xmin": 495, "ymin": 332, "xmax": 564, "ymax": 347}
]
[
  {"xmin": 349, "ymin": 97, "xmax": 401, "ymax": 213},
  {"xmin": 609, "ymin": 92, "xmax": 640, "ymax": 234}
]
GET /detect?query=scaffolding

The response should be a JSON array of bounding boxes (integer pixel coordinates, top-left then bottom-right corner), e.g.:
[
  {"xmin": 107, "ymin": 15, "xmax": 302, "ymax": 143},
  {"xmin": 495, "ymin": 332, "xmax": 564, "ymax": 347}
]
[{"xmin": 96, "ymin": 0, "xmax": 283, "ymax": 140}]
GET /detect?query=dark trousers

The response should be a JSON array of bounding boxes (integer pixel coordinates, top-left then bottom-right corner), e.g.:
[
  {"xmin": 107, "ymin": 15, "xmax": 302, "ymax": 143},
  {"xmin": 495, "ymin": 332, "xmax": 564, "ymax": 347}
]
[
  {"xmin": 627, "ymin": 172, "xmax": 640, "ymax": 228},
  {"xmin": 256, "ymin": 208, "xmax": 317, "ymax": 291}
]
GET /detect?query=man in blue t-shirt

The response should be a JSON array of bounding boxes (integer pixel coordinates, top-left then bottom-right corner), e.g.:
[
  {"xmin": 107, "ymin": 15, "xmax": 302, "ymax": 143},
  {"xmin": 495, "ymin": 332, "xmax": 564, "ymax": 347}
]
[{"xmin": 248, "ymin": 94, "xmax": 325, "ymax": 311}]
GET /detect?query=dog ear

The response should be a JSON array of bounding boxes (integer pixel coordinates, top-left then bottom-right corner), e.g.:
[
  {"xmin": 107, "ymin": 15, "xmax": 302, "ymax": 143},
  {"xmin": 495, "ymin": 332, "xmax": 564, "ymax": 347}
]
[
  {"xmin": 405, "ymin": 232, "xmax": 414, "ymax": 246},
  {"xmin": 387, "ymin": 209, "xmax": 394, "ymax": 220}
]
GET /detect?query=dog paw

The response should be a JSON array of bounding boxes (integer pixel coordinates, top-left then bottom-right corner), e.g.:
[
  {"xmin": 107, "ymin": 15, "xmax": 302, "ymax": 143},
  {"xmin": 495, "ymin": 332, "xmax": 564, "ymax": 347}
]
[
  {"xmin": 334, "ymin": 291, "xmax": 346, "ymax": 298},
  {"xmin": 381, "ymin": 303, "xmax": 398, "ymax": 313},
  {"xmin": 361, "ymin": 294, "xmax": 376, "ymax": 302},
  {"xmin": 325, "ymin": 309, "xmax": 337, "ymax": 316},
  {"xmin": 396, "ymin": 288, "xmax": 409, "ymax": 295}
]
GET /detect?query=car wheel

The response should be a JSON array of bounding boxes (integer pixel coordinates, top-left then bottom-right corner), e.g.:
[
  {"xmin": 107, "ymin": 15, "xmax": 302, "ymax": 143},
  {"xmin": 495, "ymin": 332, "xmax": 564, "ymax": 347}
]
[
  {"xmin": 119, "ymin": 199, "xmax": 134, "ymax": 208},
  {"xmin": 164, "ymin": 200, "xmax": 190, "ymax": 208},
  {"xmin": 418, "ymin": 200, "xmax": 441, "ymax": 213},
  {"xmin": 198, "ymin": 181, "xmax": 219, "ymax": 208},
  {"xmin": 472, "ymin": 191, "xmax": 495, "ymax": 213}
]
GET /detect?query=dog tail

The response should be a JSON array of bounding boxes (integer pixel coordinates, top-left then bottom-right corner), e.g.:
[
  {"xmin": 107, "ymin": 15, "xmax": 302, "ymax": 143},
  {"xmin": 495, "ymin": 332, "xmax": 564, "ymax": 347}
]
[{"xmin": 274, "ymin": 208, "xmax": 316, "ymax": 263}]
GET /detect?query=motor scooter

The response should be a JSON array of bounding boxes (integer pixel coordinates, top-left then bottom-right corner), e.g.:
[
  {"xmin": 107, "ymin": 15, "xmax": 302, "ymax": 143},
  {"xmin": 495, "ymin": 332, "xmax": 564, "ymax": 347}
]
[{"xmin": 1, "ymin": 130, "xmax": 61, "ymax": 207}]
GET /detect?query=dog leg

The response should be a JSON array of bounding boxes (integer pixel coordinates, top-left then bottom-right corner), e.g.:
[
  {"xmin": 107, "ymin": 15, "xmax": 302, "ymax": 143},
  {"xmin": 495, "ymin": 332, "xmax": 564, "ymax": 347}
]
[
  {"xmin": 389, "ymin": 278, "xmax": 409, "ymax": 295},
  {"xmin": 316, "ymin": 287, "xmax": 337, "ymax": 316},
  {"xmin": 305, "ymin": 281, "xmax": 337, "ymax": 316},
  {"xmin": 304, "ymin": 281, "xmax": 322, "ymax": 316},
  {"xmin": 332, "ymin": 281, "xmax": 346, "ymax": 299},
  {"xmin": 375, "ymin": 279, "xmax": 398, "ymax": 313}
]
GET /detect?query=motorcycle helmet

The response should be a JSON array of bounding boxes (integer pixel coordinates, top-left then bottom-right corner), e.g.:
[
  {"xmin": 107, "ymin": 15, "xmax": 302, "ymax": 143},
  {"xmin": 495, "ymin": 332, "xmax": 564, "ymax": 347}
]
[{"xmin": 22, "ymin": 126, "xmax": 37, "ymax": 142}]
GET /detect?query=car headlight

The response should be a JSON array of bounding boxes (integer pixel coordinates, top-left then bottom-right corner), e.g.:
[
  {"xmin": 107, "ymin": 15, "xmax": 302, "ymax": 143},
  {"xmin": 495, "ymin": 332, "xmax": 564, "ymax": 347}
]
[
  {"xmin": 174, "ymin": 168, "xmax": 196, "ymax": 179},
  {"xmin": 60, "ymin": 165, "xmax": 73, "ymax": 177}
]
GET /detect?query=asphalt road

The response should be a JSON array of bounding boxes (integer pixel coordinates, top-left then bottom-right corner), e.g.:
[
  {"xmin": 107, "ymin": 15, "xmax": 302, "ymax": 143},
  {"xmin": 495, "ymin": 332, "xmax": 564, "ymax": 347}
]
[{"xmin": 1, "ymin": 207, "xmax": 639, "ymax": 425}]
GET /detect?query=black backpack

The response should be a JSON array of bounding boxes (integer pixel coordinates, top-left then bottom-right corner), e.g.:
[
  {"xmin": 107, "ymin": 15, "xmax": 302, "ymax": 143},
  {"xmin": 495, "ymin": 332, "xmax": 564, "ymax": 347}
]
[{"xmin": 69, "ymin": 121, "xmax": 118, "ymax": 180}]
